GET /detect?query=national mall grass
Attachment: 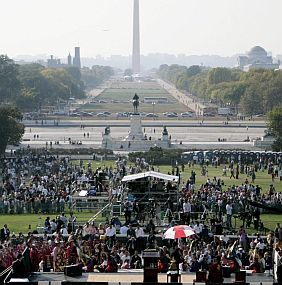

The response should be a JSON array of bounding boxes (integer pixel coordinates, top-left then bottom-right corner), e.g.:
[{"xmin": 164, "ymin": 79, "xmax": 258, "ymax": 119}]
[{"xmin": 0, "ymin": 213, "xmax": 280, "ymax": 235}]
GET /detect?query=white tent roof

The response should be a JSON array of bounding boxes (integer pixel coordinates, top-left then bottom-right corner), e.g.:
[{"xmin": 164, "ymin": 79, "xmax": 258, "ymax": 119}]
[{"xmin": 121, "ymin": 171, "xmax": 179, "ymax": 182}]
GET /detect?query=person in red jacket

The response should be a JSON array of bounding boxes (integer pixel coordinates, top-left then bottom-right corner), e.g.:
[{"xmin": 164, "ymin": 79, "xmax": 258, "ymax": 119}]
[{"xmin": 208, "ymin": 258, "xmax": 224, "ymax": 284}]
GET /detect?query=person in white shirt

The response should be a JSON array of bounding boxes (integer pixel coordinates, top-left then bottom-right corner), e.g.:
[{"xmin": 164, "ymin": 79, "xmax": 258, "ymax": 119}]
[
  {"xmin": 135, "ymin": 225, "xmax": 144, "ymax": 238},
  {"xmin": 120, "ymin": 224, "xmax": 129, "ymax": 235},
  {"xmin": 194, "ymin": 221, "xmax": 203, "ymax": 236},
  {"xmin": 106, "ymin": 224, "xmax": 116, "ymax": 248},
  {"xmin": 226, "ymin": 202, "xmax": 233, "ymax": 229},
  {"xmin": 135, "ymin": 225, "xmax": 145, "ymax": 251},
  {"xmin": 183, "ymin": 199, "xmax": 191, "ymax": 224},
  {"xmin": 60, "ymin": 225, "xmax": 68, "ymax": 235},
  {"xmin": 255, "ymin": 239, "xmax": 266, "ymax": 251},
  {"xmin": 220, "ymin": 233, "xmax": 230, "ymax": 245}
]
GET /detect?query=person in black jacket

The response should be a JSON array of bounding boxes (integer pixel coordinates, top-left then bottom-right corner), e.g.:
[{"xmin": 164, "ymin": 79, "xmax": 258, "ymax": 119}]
[
  {"xmin": 0, "ymin": 224, "xmax": 10, "ymax": 241},
  {"xmin": 12, "ymin": 253, "xmax": 27, "ymax": 278}
]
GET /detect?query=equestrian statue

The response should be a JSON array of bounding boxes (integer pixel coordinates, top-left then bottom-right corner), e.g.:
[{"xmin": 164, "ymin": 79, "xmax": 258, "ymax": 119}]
[{"xmin": 132, "ymin": 93, "xmax": 139, "ymax": 113}]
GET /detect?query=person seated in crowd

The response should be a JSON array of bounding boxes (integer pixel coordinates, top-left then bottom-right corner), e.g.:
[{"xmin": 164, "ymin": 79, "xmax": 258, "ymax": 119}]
[
  {"xmin": 248, "ymin": 256, "xmax": 263, "ymax": 273},
  {"xmin": 106, "ymin": 255, "xmax": 118, "ymax": 272},
  {"xmin": 130, "ymin": 250, "xmax": 142, "ymax": 269},
  {"xmin": 208, "ymin": 257, "xmax": 224, "ymax": 284},
  {"xmin": 120, "ymin": 250, "xmax": 131, "ymax": 269},
  {"xmin": 95, "ymin": 252, "xmax": 108, "ymax": 272},
  {"xmin": 158, "ymin": 247, "xmax": 171, "ymax": 273},
  {"xmin": 189, "ymin": 253, "xmax": 200, "ymax": 272}
]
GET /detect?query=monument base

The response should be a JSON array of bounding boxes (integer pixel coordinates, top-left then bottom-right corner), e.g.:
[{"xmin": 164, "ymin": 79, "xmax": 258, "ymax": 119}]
[
  {"xmin": 101, "ymin": 113, "xmax": 172, "ymax": 151},
  {"xmin": 126, "ymin": 114, "xmax": 144, "ymax": 140}
]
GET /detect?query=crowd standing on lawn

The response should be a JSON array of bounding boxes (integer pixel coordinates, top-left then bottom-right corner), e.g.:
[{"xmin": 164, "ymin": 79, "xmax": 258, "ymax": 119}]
[{"xmin": 0, "ymin": 149, "xmax": 282, "ymax": 281}]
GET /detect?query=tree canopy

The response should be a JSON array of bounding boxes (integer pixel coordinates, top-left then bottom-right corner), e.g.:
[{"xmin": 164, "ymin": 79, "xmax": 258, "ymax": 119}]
[
  {"xmin": 0, "ymin": 55, "xmax": 114, "ymax": 112},
  {"xmin": 0, "ymin": 55, "xmax": 21, "ymax": 103},
  {"xmin": 0, "ymin": 106, "xmax": 25, "ymax": 155},
  {"xmin": 158, "ymin": 64, "xmax": 282, "ymax": 115},
  {"xmin": 267, "ymin": 104, "xmax": 282, "ymax": 151},
  {"xmin": 81, "ymin": 65, "xmax": 114, "ymax": 89}
]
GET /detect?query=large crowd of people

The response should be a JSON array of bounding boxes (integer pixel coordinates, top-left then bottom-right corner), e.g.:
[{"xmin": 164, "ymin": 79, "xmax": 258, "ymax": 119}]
[{"xmin": 0, "ymin": 149, "xmax": 282, "ymax": 282}]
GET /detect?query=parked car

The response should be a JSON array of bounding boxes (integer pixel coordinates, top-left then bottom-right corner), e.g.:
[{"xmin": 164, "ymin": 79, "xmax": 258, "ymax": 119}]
[
  {"xmin": 145, "ymin": 113, "xmax": 158, "ymax": 118},
  {"xmin": 181, "ymin": 112, "xmax": 194, "ymax": 118},
  {"xmin": 97, "ymin": 113, "xmax": 108, "ymax": 117},
  {"xmin": 167, "ymin": 113, "xmax": 178, "ymax": 118},
  {"xmin": 117, "ymin": 112, "xmax": 127, "ymax": 117}
]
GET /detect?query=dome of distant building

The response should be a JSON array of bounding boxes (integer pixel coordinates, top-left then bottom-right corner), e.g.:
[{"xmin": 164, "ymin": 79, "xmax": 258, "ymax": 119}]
[
  {"xmin": 248, "ymin": 46, "xmax": 267, "ymax": 59},
  {"xmin": 237, "ymin": 46, "xmax": 279, "ymax": 71}
]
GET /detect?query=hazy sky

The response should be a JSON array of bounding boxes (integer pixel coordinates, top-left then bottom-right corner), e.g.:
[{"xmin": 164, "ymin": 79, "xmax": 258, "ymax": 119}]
[{"xmin": 1, "ymin": 0, "xmax": 282, "ymax": 58}]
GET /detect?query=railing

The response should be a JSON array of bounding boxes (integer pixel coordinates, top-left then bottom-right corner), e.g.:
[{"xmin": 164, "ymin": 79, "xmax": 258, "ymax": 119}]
[
  {"xmin": 0, "ymin": 265, "xmax": 12, "ymax": 284},
  {"xmin": 1, "ymin": 247, "xmax": 30, "ymax": 284},
  {"xmin": 3, "ymin": 268, "xmax": 13, "ymax": 284},
  {"xmin": 87, "ymin": 202, "xmax": 112, "ymax": 225}
]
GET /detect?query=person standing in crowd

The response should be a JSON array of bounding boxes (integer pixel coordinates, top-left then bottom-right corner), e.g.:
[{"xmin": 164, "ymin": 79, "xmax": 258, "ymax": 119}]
[
  {"xmin": 105, "ymin": 224, "xmax": 116, "ymax": 249},
  {"xmin": 226, "ymin": 201, "xmax": 233, "ymax": 229},
  {"xmin": 52, "ymin": 241, "xmax": 66, "ymax": 272},
  {"xmin": 66, "ymin": 240, "xmax": 78, "ymax": 265},
  {"xmin": 12, "ymin": 253, "xmax": 27, "ymax": 278},
  {"xmin": 183, "ymin": 199, "xmax": 191, "ymax": 225},
  {"xmin": 135, "ymin": 224, "xmax": 145, "ymax": 251},
  {"xmin": 124, "ymin": 199, "xmax": 132, "ymax": 224},
  {"xmin": 0, "ymin": 224, "xmax": 10, "ymax": 241},
  {"xmin": 30, "ymin": 243, "xmax": 40, "ymax": 272},
  {"xmin": 68, "ymin": 213, "xmax": 76, "ymax": 233},
  {"xmin": 274, "ymin": 223, "xmax": 282, "ymax": 241}
]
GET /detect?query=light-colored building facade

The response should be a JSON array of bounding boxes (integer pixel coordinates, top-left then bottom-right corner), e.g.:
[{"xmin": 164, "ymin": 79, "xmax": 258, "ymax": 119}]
[{"xmin": 238, "ymin": 46, "xmax": 280, "ymax": 71}]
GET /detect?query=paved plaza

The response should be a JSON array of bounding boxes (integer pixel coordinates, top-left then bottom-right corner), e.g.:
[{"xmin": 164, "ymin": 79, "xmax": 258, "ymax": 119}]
[{"xmin": 21, "ymin": 119, "xmax": 266, "ymax": 150}]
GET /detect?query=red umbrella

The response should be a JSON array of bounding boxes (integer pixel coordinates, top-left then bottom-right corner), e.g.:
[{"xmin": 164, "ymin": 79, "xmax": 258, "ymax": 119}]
[{"xmin": 164, "ymin": 225, "xmax": 196, "ymax": 239}]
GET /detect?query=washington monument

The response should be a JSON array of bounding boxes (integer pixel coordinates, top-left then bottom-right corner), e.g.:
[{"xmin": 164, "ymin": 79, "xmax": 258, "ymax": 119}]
[{"xmin": 132, "ymin": 0, "xmax": 140, "ymax": 74}]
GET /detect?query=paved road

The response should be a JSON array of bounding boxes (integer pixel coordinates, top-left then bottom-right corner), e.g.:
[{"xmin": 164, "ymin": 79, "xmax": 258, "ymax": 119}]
[{"xmin": 24, "ymin": 119, "xmax": 266, "ymax": 128}]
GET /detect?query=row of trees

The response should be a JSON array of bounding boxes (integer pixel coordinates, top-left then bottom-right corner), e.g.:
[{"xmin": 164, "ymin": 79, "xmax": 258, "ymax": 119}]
[
  {"xmin": 0, "ymin": 55, "xmax": 114, "ymax": 154},
  {"xmin": 0, "ymin": 55, "xmax": 114, "ymax": 112},
  {"xmin": 81, "ymin": 65, "xmax": 114, "ymax": 89},
  {"xmin": 0, "ymin": 55, "xmax": 85, "ymax": 111},
  {"xmin": 158, "ymin": 64, "xmax": 282, "ymax": 116}
]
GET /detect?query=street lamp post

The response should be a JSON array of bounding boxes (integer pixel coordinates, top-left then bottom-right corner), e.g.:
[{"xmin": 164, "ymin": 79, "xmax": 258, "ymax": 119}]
[{"xmin": 152, "ymin": 102, "xmax": 156, "ymax": 119}]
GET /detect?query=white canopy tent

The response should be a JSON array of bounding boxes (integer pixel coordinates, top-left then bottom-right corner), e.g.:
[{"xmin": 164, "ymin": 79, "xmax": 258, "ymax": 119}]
[{"xmin": 121, "ymin": 171, "xmax": 179, "ymax": 182}]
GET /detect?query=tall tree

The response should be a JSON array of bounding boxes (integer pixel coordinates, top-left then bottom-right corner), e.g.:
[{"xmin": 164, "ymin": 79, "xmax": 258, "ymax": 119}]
[
  {"xmin": 0, "ymin": 55, "xmax": 20, "ymax": 102},
  {"xmin": 208, "ymin": 67, "xmax": 232, "ymax": 85},
  {"xmin": 0, "ymin": 106, "xmax": 25, "ymax": 155},
  {"xmin": 267, "ymin": 104, "xmax": 282, "ymax": 151}
]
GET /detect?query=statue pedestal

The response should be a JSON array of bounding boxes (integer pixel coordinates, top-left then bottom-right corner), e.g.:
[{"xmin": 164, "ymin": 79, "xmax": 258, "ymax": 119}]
[{"xmin": 126, "ymin": 113, "xmax": 144, "ymax": 140}]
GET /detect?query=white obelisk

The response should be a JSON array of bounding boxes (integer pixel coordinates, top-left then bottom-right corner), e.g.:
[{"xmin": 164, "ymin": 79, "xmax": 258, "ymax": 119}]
[{"xmin": 132, "ymin": 0, "xmax": 140, "ymax": 74}]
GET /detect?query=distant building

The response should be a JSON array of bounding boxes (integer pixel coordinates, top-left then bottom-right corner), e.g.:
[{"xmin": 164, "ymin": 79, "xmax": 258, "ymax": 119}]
[
  {"xmin": 68, "ymin": 53, "xmax": 72, "ymax": 66},
  {"xmin": 47, "ymin": 55, "xmax": 63, "ymax": 68},
  {"xmin": 73, "ymin": 47, "xmax": 81, "ymax": 68},
  {"xmin": 238, "ymin": 46, "xmax": 280, "ymax": 71},
  {"xmin": 47, "ymin": 47, "xmax": 81, "ymax": 69}
]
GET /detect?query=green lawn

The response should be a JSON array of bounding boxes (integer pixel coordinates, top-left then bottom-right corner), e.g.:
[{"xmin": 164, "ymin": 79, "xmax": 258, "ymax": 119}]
[
  {"xmin": 80, "ymin": 160, "xmax": 281, "ymax": 193},
  {"xmin": 80, "ymin": 102, "xmax": 188, "ymax": 114},
  {"xmin": 0, "ymin": 212, "xmax": 102, "ymax": 234},
  {"xmin": 79, "ymin": 80, "xmax": 189, "ymax": 114}
]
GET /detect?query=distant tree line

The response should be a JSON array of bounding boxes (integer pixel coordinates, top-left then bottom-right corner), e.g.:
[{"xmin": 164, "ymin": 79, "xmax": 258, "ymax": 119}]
[
  {"xmin": 81, "ymin": 65, "xmax": 114, "ymax": 89},
  {"xmin": 158, "ymin": 64, "xmax": 282, "ymax": 116},
  {"xmin": 0, "ymin": 55, "xmax": 114, "ymax": 112}
]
